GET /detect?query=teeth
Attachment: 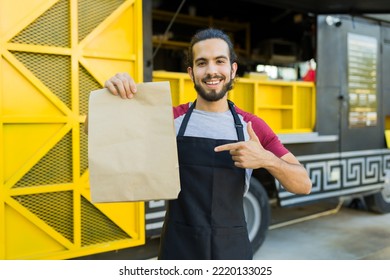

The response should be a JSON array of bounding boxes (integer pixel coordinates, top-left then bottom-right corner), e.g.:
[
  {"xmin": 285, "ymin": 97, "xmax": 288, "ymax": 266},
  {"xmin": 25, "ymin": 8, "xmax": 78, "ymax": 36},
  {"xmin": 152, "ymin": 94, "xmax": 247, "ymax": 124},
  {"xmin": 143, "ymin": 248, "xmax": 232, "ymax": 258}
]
[{"xmin": 206, "ymin": 80, "xmax": 219, "ymax": 85}]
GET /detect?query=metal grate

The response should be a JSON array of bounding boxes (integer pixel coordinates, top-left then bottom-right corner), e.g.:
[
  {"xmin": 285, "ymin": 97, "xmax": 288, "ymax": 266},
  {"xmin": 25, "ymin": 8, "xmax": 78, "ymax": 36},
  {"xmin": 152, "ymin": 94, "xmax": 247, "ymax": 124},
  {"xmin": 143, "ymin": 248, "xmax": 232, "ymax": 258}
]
[
  {"xmin": 78, "ymin": 64, "xmax": 99, "ymax": 176},
  {"xmin": 11, "ymin": 51, "xmax": 72, "ymax": 109},
  {"xmin": 79, "ymin": 123, "xmax": 88, "ymax": 176},
  {"xmin": 14, "ymin": 191, "xmax": 74, "ymax": 242},
  {"xmin": 80, "ymin": 196, "xmax": 130, "ymax": 246},
  {"xmin": 79, "ymin": 64, "xmax": 101, "ymax": 115},
  {"xmin": 3, "ymin": 0, "xmax": 142, "ymax": 258},
  {"xmin": 15, "ymin": 131, "xmax": 73, "ymax": 188},
  {"xmin": 78, "ymin": 0, "xmax": 125, "ymax": 42},
  {"xmin": 10, "ymin": 0, "xmax": 70, "ymax": 48}
]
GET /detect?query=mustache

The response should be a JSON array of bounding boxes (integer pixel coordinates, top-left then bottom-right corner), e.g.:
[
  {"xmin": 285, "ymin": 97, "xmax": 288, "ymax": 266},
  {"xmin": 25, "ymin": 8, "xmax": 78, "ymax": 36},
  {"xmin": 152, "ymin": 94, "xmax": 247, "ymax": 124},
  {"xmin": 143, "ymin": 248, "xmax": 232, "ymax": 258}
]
[{"xmin": 202, "ymin": 74, "xmax": 224, "ymax": 82}]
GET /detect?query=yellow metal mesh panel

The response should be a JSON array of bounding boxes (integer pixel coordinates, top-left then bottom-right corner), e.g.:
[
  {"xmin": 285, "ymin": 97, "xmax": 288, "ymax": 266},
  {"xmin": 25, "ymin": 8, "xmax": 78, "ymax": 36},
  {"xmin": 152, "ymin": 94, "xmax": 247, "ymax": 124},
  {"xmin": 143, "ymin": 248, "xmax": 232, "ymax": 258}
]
[
  {"xmin": 78, "ymin": 0, "xmax": 125, "ymax": 42},
  {"xmin": 15, "ymin": 131, "xmax": 73, "ymax": 188},
  {"xmin": 79, "ymin": 64, "xmax": 99, "ymax": 176},
  {"xmin": 79, "ymin": 64, "xmax": 100, "ymax": 115},
  {"xmin": 10, "ymin": 0, "xmax": 70, "ymax": 48},
  {"xmin": 2, "ymin": 0, "xmax": 144, "ymax": 259},
  {"xmin": 11, "ymin": 51, "xmax": 72, "ymax": 109},
  {"xmin": 79, "ymin": 123, "xmax": 88, "ymax": 176},
  {"xmin": 80, "ymin": 196, "xmax": 130, "ymax": 246},
  {"xmin": 14, "ymin": 191, "xmax": 74, "ymax": 242}
]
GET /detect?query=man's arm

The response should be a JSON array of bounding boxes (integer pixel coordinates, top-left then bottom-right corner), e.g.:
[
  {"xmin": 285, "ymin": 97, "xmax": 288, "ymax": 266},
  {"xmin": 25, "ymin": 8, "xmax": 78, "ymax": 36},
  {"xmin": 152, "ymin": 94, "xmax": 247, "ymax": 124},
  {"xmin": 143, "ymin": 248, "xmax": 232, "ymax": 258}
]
[
  {"xmin": 214, "ymin": 121, "xmax": 312, "ymax": 195},
  {"xmin": 84, "ymin": 115, "xmax": 89, "ymax": 134},
  {"xmin": 261, "ymin": 151, "xmax": 311, "ymax": 195}
]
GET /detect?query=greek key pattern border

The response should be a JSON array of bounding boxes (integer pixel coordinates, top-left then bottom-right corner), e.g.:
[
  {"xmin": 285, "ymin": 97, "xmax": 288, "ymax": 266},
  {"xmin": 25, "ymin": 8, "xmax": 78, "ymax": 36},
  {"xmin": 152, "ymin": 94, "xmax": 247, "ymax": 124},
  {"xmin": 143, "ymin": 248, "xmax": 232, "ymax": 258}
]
[{"xmin": 278, "ymin": 149, "xmax": 390, "ymax": 204}]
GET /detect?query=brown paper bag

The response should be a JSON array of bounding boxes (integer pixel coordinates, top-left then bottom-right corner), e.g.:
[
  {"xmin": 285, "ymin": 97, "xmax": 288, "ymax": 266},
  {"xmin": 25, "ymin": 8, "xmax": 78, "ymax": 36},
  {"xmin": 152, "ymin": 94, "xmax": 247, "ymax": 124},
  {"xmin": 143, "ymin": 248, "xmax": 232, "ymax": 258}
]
[{"xmin": 87, "ymin": 82, "xmax": 180, "ymax": 203}]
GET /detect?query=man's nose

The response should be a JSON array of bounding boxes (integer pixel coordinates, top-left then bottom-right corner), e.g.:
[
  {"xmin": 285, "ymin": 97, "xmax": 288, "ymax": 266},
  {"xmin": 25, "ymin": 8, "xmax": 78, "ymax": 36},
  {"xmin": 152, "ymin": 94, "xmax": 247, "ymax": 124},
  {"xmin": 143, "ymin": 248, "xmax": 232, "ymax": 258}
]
[{"xmin": 206, "ymin": 63, "xmax": 218, "ymax": 75}]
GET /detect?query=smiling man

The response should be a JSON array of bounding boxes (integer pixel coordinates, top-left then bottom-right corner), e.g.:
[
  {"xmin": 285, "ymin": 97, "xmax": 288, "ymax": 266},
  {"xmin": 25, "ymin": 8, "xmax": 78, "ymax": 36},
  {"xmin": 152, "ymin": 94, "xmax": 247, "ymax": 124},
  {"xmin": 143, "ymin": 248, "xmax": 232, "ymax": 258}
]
[{"xmin": 102, "ymin": 28, "xmax": 312, "ymax": 260}]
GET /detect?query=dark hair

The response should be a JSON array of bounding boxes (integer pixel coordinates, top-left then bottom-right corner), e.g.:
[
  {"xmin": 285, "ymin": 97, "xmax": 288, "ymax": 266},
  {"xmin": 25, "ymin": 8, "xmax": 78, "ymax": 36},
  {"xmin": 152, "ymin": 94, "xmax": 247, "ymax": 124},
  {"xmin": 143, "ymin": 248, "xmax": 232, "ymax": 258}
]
[{"xmin": 186, "ymin": 28, "xmax": 238, "ymax": 68}]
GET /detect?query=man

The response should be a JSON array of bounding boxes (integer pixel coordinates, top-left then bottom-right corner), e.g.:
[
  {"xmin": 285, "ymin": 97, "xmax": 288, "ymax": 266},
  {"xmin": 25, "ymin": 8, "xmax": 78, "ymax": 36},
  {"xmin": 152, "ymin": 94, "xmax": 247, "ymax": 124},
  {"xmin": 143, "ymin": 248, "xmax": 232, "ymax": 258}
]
[{"xmin": 101, "ymin": 28, "xmax": 311, "ymax": 259}]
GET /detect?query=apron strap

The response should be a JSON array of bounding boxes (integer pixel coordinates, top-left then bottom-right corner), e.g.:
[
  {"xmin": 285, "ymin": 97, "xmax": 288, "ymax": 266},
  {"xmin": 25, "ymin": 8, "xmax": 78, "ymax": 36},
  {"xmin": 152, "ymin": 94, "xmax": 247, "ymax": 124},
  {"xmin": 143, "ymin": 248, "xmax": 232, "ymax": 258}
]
[
  {"xmin": 177, "ymin": 101, "xmax": 196, "ymax": 137},
  {"xmin": 228, "ymin": 100, "xmax": 245, "ymax": 142}
]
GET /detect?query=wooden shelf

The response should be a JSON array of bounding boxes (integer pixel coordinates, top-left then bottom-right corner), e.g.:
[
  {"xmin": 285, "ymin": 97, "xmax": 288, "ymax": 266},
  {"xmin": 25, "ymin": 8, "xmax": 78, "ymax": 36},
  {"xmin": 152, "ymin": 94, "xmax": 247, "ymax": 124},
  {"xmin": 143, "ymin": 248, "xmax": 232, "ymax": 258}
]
[
  {"xmin": 152, "ymin": 9, "xmax": 251, "ymax": 56},
  {"xmin": 153, "ymin": 10, "xmax": 250, "ymax": 31},
  {"xmin": 152, "ymin": 38, "xmax": 189, "ymax": 50}
]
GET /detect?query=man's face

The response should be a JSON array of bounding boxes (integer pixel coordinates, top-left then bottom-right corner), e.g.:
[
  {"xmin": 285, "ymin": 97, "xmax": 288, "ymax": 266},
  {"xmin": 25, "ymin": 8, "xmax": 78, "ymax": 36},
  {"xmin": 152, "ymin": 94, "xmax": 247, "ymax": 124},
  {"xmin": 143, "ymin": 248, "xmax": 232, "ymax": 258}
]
[{"xmin": 188, "ymin": 38, "xmax": 237, "ymax": 102}]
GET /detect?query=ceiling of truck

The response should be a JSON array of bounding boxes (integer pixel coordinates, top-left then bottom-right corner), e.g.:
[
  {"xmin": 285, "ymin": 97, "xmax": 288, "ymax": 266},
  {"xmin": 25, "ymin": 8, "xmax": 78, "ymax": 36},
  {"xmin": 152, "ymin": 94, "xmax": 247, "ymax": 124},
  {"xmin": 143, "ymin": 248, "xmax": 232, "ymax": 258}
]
[
  {"xmin": 152, "ymin": 0, "xmax": 390, "ymax": 68},
  {"xmin": 155, "ymin": 0, "xmax": 390, "ymax": 23},
  {"xmin": 243, "ymin": 0, "xmax": 390, "ymax": 14},
  {"xmin": 154, "ymin": 0, "xmax": 390, "ymax": 46}
]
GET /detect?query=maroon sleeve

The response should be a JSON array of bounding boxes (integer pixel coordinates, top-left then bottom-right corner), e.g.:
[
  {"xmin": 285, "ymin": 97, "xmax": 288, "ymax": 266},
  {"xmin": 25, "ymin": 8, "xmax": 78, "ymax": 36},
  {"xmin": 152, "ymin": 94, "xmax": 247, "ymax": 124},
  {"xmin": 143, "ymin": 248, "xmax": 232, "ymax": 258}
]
[
  {"xmin": 235, "ymin": 106, "xmax": 290, "ymax": 158},
  {"xmin": 173, "ymin": 103, "xmax": 190, "ymax": 119}
]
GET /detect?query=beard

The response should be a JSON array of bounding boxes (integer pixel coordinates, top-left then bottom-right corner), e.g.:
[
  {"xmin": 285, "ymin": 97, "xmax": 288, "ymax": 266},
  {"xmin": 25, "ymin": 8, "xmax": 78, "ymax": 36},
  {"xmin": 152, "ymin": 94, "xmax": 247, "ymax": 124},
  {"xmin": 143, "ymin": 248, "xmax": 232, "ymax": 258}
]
[{"xmin": 193, "ymin": 74, "xmax": 234, "ymax": 102}]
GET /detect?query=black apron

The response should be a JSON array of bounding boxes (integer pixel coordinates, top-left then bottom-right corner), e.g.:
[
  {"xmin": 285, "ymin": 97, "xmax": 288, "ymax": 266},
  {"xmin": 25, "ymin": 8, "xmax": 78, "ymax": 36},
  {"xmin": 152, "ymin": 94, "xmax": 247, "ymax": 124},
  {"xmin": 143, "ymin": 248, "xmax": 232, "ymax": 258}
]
[{"xmin": 158, "ymin": 100, "xmax": 253, "ymax": 260}]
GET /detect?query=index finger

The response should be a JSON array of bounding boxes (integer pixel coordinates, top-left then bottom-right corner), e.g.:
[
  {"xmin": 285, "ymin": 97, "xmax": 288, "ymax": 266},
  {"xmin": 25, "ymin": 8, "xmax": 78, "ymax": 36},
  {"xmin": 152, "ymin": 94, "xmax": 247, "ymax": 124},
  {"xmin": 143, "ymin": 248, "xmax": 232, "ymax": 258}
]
[{"xmin": 214, "ymin": 142, "xmax": 240, "ymax": 152}]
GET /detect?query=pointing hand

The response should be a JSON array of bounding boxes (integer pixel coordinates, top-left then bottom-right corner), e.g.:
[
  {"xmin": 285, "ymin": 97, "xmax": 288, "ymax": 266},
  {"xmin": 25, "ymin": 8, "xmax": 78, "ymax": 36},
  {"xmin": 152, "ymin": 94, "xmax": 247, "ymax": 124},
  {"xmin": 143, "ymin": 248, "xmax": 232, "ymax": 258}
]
[{"xmin": 214, "ymin": 122, "xmax": 271, "ymax": 169}]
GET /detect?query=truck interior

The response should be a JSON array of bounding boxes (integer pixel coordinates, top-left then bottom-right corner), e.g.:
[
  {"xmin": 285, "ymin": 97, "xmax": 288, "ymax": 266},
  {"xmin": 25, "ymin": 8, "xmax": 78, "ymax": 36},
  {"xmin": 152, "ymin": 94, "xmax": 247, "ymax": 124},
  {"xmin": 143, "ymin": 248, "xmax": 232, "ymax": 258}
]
[{"xmin": 150, "ymin": 0, "xmax": 390, "ymax": 78}]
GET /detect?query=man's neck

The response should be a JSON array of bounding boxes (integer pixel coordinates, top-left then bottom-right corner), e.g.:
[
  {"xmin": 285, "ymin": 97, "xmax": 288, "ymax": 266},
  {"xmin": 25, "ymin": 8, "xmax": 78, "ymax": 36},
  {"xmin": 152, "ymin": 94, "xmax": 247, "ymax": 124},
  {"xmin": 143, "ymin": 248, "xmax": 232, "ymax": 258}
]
[{"xmin": 195, "ymin": 96, "xmax": 229, "ymax": 112}]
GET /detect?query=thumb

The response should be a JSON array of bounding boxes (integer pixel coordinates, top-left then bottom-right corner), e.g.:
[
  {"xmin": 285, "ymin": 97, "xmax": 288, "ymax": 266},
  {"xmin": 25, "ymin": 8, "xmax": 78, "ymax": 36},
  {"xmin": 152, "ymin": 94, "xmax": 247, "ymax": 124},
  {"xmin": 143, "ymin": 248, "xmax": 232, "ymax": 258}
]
[{"xmin": 247, "ymin": 121, "xmax": 259, "ymax": 142}]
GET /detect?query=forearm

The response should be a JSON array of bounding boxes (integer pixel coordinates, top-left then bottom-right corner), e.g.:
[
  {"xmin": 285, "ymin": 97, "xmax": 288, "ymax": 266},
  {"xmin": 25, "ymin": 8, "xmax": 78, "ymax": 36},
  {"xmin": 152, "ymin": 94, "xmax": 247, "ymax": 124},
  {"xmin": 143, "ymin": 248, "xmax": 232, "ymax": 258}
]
[
  {"xmin": 84, "ymin": 115, "xmax": 89, "ymax": 134},
  {"xmin": 263, "ymin": 152, "xmax": 312, "ymax": 195}
]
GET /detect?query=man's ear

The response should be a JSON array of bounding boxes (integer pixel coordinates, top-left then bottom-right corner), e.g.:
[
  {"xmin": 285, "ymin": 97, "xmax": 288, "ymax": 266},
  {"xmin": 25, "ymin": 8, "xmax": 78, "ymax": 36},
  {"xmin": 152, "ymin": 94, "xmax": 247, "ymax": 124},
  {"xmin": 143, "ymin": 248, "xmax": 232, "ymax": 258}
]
[
  {"xmin": 231, "ymin": 62, "xmax": 238, "ymax": 79},
  {"xmin": 187, "ymin": 67, "xmax": 194, "ymax": 81}
]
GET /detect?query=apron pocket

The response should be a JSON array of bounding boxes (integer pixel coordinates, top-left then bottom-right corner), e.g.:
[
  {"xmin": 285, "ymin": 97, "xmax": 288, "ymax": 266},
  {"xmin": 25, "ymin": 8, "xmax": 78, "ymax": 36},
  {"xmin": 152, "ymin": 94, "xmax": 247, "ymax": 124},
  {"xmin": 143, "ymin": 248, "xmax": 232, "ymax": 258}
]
[
  {"xmin": 159, "ymin": 221, "xmax": 212, "ymax": 260},
  {"xmin": 212, "ymin": 226, "xmax": 253, "ymax": 260}
]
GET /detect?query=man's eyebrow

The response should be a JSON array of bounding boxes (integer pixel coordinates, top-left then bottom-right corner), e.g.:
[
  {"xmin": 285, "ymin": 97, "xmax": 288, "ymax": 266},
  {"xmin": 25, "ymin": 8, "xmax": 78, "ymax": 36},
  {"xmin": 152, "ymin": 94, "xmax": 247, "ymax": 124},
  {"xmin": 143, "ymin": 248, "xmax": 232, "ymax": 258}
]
[
  {"xmin": 194, "ymin": 55, "xmax": 229, "ymax": 63},
  {"xmin": 215, "ymin": 55, "xmax": 229, "ymax": 60},
  {"xmin": 194, "ymin": 57, "xmax": 206, "ymax": 63}
]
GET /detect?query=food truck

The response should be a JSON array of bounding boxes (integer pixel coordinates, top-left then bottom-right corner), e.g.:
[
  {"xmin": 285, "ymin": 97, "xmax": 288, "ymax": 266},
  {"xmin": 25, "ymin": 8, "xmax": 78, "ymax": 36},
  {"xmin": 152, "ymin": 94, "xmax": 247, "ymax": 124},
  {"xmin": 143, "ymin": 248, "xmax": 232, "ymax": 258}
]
[{"xmin": 1, "ymin": 0, "xmax": 389, "ymax": 259}]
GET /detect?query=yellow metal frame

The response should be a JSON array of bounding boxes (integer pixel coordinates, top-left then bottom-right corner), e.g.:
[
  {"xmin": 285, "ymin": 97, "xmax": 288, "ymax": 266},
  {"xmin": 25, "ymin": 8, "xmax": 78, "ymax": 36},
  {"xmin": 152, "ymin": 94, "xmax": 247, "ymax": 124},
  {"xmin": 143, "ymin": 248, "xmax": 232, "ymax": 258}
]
[
  {"xmin": 1, "ymin": 0, "xmax": 144, "ymax": 259},
  {"xmin": 153, "ymin": 71, "xmax": 316, "ymax": 133}
]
